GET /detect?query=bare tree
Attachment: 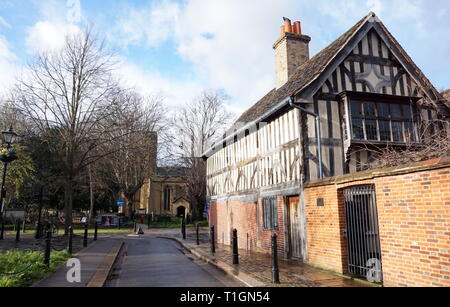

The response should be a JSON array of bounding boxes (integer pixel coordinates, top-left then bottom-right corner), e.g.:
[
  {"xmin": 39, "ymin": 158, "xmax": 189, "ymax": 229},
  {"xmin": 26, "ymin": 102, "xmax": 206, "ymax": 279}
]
[
  {"xmin": 13, "ymin": 27, "xmax": 127, "ymax": 232},
  {"xmin": 173, "ymin": 90, "xmax": 234, "ymax": 220},
  {"xmin": 96, "ymin": 91, "xmax": 167, "ymax": 218}
]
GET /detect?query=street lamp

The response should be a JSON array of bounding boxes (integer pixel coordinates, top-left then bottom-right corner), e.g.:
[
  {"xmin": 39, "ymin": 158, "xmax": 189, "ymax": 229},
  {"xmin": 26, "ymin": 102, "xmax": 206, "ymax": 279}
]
[
  {"xmin": 2, "ymin": 126, "xmax": 19, "ymax": 148},
  {"xmin": 0, "ymin": 125, "xmax": 20, "ymax": 215}
]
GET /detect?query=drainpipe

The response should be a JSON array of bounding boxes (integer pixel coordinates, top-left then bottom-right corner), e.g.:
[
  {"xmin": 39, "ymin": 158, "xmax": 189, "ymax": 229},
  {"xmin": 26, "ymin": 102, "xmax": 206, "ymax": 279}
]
[{"xmin": 289, "ymin": 96, "xmax": 324, "ymax": 179}]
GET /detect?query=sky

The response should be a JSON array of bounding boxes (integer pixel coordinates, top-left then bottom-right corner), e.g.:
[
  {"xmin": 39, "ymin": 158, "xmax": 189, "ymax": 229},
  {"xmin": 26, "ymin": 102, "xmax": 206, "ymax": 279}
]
[{"xmin": 0, "ymin": 0, "xmax": 449, "ymax": 115}]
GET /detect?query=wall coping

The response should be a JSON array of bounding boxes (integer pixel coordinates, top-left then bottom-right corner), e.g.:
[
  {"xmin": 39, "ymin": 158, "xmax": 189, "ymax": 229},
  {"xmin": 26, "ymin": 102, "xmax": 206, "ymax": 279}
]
[{"xmin": 305, "ymin": 156, "xmax": 450, "ymax": 188}]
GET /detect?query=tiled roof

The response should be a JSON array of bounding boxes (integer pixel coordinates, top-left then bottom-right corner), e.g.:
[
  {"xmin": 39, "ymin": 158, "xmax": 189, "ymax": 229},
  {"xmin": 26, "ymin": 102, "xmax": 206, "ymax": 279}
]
[
  {"xmin": 442, "ymin": 89, "xmax": 450, "ymax": 103},
  {"xmin": 156, "ymin": 167, "xmax": 187, "ymax": 177}
]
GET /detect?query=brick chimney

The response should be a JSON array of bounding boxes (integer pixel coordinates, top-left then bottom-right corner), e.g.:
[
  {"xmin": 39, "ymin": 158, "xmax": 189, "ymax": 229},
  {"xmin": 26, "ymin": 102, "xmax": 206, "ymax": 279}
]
[{"xmin": 273, "ymin": 17, "xmax": 311, "ymax": 89}]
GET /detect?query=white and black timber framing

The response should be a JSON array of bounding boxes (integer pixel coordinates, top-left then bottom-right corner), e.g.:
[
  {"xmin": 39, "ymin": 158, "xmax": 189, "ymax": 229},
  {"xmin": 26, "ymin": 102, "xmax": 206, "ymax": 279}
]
[{"xmin": 205, "ymin": 13, "xmax": 449, "ymax": 201}]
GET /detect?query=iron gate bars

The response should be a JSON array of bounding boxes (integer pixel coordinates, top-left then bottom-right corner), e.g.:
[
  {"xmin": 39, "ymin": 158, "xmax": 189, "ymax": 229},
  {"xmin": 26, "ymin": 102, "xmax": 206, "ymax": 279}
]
[{"xmin": 343, "ymin": 185, "xmax": 383, "ymax": 282}]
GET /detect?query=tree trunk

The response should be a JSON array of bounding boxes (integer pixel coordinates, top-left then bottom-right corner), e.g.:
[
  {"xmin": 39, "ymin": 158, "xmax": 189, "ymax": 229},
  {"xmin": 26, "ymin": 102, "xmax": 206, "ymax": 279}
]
[
  {"xmin": 124, "ymin": 195, "xmax": 133, "ymax": 220},
  {"xmin": 89, "ymin": 165, "xmax": 95, "ymax": 226},
  {"xmin": 64, "ymin": 179, "xmax": 73, "ymax": 234}
]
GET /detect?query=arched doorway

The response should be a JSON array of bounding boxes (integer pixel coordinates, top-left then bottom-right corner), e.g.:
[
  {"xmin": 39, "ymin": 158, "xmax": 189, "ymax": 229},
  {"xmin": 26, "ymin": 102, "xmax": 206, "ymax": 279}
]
[{"xmin": 176, "ymin": 206, "xmax": 186, "ymax": 218}]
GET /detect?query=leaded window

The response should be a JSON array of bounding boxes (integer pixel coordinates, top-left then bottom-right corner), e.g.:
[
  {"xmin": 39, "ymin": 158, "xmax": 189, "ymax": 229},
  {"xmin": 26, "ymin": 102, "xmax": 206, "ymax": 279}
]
[
  {"xmin": 349, "ymin": 100, "xmax": 418, "ymax": 143},
  {"xmin": 163, "ymin": 186, "xmax": 171, "ymax": 211}
]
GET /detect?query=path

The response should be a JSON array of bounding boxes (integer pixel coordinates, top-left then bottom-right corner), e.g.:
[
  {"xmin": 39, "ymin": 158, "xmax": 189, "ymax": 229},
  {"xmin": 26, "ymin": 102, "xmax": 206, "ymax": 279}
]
[{"xmin": 105, "ymin": 236, "xmax": 243, "ymax": 287}]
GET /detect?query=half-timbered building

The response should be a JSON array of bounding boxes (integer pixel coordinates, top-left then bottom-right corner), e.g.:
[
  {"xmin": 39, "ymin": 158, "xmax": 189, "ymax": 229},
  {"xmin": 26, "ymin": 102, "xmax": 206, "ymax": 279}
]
[{"xmin": 203, "ymin": 12, "xmax": 450, "ymax": 273}]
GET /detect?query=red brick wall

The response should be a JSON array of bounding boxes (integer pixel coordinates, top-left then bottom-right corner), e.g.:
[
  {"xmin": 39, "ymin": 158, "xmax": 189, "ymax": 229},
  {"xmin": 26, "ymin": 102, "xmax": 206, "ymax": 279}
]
[
  {"xmin": 304, "ymin": 164, "xmax": 450, "ymax": 287},
  {"xmin": 375, "ymin": 168, "xmax": 450, "ymax": 287},
  {"xmin": 209, "ymin": 196, "xmax": 286, "ymax": 254},
  {"xmin": 209, "ymin": 160, "xmax": 450, "ymax": 287},
  {"xmin": 304, "ymin": 186, "xmax": 347, "ymax": 273}
]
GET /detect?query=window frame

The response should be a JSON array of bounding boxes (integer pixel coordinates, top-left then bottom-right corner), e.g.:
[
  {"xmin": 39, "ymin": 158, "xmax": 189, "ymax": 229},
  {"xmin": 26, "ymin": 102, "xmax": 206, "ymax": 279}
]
[
  {"xmin": 163, "ymin": 186, "xmax": 171, "ymax": 211},
  {"xmin": 262, "ymin": 197, "xmax": 278, "ymax": 231},
  {"xmin": 340, "ymin": 91, "xmax": 421, "ymax": 145}
]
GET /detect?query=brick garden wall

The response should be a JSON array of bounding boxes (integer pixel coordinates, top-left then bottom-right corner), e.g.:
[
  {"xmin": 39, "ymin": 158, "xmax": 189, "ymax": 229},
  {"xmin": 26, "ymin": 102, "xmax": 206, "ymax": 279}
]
[
  {"xmin": 303, "ymin": 185, "xmax": 347, "ymax": 273},
  {"xmin": 304, "ymin": 158, "xmax": 450, "ymax": 287},
  {"xmin": 209, "ymin": 158, "xmax": 450, "ymax": 287}
]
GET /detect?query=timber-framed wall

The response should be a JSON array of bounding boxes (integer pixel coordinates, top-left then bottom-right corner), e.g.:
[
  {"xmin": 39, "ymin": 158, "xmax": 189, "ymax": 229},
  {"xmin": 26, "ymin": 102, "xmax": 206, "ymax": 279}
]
[{"xmin": 303, "ymin": 157, "xmax": 450, "ymax": 287}]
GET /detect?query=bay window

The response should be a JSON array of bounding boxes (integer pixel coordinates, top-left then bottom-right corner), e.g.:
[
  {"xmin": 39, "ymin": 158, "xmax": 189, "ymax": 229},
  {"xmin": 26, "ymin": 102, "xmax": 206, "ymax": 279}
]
[{"xmin": 341, "ymin": 92, "xmax": 420, "ymax": 144}]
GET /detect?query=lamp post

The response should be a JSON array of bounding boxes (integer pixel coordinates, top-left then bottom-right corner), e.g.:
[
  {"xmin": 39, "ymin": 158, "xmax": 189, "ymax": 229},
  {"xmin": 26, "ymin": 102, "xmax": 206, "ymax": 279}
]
[{"xmin": 0, "ymin": 126, "xmax": 19, "ymax": 218}]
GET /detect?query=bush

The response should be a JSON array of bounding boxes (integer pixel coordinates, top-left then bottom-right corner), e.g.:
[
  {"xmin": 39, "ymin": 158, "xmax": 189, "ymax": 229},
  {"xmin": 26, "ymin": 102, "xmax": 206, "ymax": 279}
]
[{"xmin": 0, "ymin": 250, "xmax": 71, "ymax": 287}]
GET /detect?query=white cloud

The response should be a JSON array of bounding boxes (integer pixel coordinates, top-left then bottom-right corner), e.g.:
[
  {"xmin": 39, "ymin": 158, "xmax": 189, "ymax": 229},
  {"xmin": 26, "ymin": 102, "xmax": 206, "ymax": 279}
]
[
  {"xmin": 19, "ymin": 0, "xmax": 447, "ymax": 115},
  {"xmin": 110, "ymin": 0, "xmax": 298, "ymax": 115},
  {"xmin": 0, "ymin": 35, "xmax": 19, "ymax": 95},
  {"xmin": 25, "ymin": 0, "xmax": 85, "ymax": 54},
  {"xmin": 111, "ymin": 0, "xmax": 180, "ymax": 48},
  {"xmin": 117, "ymin": 59, "xmax": 204, "ymax": 109},
  {"xmin": 108, "ymin": 0, "xmax": 426, "ymax": 116},
  {"xmin": 25, "ymin": 21, "xmax": 81, "ymax": 53},
  {"xmin": 173, "ymin": 0, "xmax": 294, "ymax": 111}
]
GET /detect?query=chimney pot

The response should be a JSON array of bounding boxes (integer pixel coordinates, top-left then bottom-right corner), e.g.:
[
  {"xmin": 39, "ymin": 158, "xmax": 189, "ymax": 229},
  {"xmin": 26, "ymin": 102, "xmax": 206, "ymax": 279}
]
[
  {"xmin": 284, "ymin": 19, "xmax": 292, "ymax": 33},
  {"xmin": 293, "ymin": 21, "xmax": 302, "ymax": 35},
  {"xmin": 274, "ymin": 17, "xmax": 311, "ymax": 89}
]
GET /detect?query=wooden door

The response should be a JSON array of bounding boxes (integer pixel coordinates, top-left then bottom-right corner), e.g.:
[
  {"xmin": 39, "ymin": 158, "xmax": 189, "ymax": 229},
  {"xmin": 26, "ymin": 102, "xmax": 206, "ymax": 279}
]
[{"xmin": 288, "ymin": 196, "xmax": 302, "ymax": 259}]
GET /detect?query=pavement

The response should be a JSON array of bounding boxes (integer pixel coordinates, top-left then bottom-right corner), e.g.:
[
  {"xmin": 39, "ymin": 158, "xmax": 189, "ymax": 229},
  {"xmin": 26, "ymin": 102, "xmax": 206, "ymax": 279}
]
[
  {"xmin": 29, "ymin": 224, "xmax": 373, "ymax": 288},
  {"xmin": 105, "ymin": 236, "xmax": 242, "ymax": 287},
  {"xmin": 33, "ymin": 236, "xmax": 123, "ymax": 287},
  {"xmin": 33, "ymin": 230, "xmax": 243, "ymax": 288},
  {"xmin": 156, "ymin": 226, "xmax": 373, "ymax": 288}
]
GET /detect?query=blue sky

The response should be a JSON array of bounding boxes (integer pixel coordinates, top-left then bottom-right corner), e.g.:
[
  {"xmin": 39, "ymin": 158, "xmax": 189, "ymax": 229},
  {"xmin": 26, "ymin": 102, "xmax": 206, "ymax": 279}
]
[{"xmin": 0, "ymin": 0, "xmax": 449, "ymax": 114}]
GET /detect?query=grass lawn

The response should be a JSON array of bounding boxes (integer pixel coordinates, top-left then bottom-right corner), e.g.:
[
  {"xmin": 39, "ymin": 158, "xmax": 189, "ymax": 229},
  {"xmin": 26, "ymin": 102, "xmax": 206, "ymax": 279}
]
[
  {"xmin": 0, "ymin": 250, "xmax": 71, "ymax": 287},
  {"xmin": 147, "ymin": 218, "xmax": 208, "ymax": 229}
]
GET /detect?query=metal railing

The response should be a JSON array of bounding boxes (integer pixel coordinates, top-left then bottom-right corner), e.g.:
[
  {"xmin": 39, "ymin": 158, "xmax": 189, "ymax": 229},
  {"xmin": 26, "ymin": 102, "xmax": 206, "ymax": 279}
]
[{"xmin": 343, "ymin": 185, "xmax": 383, "ymax": 282}]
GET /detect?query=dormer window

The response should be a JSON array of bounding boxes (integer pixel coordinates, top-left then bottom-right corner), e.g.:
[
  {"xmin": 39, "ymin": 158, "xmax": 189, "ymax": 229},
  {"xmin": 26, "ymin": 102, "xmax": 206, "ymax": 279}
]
[{"xmin": 340, "ymin": 92, "xmax": 421, "ymax": 144}]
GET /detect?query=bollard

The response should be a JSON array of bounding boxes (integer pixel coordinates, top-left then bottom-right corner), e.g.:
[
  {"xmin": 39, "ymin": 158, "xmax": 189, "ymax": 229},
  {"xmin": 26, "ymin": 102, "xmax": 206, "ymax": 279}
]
[
  {"xmin": 0, "ymin": 222, "xmax": 4, "ymax": 240},
  {"xmin": 94, "ymin": 223, "xmax": 98, "ymax": 241},
  {"xmin": 147, "ymin": 214, "xmax": 151, "ymax": 230},
  {"xmin": 15, "ymin": 220, "xmax": 21, "ymax": 242},
  {"xmin": 232, "ymin": 229, "xmax": 239, "ymax": 265},
  {"xmin": 67, "ymin": 226, "xmax": 73, "ymax": 254},
  {"xmin": 210, "ymin": 226, "xmax": 215, "ymax": 254},
  {"xmin": 35, "ymin": 221, "xmax": 41, "ymax": 239},
  {"xmin": 44, "ymin": 230, "xmax": 52, "ymax": 267},
  {"xmin": 271, "ymin": 233, "xmax": 280, "ymax": 284},
  {"xmin": 196, "ymin": 223, "xmax": 200, "ymax": 246},
  {"xmin": 181, "ymin": 218, "xmax": 186, "ymax": 240},
  {"xmin": 83, "ymin": 223, "xmax": 88, "ymax": 247},
  {"xmin": 134, "ymin": 222, "xmax": 137, "ymax": 233}
]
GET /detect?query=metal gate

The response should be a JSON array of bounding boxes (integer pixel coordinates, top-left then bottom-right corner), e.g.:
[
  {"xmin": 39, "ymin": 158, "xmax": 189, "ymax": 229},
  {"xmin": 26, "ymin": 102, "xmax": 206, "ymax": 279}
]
[{"xmin": 343, "ymin": 185, "xmax": 383, "ymax": 282}]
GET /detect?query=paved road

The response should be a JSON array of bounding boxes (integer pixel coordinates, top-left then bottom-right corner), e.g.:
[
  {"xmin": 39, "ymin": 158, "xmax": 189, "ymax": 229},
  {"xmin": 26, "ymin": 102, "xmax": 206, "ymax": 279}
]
[{"xmin": 105, "ymin": 237, "xmax": 243, "ymax": 287}]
